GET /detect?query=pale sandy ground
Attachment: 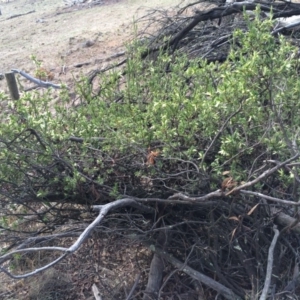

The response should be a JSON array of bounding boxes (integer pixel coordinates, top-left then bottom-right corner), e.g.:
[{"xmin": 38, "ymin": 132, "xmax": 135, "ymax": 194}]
[{"xmin": 0, "ymin": 0, "xmax": 186, "ymax": 91}]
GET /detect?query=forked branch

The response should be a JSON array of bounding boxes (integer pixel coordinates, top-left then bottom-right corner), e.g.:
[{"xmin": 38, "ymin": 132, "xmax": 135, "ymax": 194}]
[{"xmin": 0, "ymin": 199, "xmax": 153, "ymax": 279}]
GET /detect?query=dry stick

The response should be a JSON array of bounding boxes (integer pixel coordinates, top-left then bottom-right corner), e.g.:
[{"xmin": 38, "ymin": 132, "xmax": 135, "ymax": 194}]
[
  {"xmin": 88, "ymin": 2, "xmax": 300, "ymax": 84},
  {"xmin": 6, "ymin": 10, "xmax": 35, "ymax": 20},
  {"xmin": 168, "ymin": 155, "xmax": 299, "ymax": 203},
  {"xmin": 126, "ymin": 273, "xmax": 141, "ymax": 300},
  {"xmin": 266, "ymin": 159, "xmax": 300, "ymax": 184},
  {"xmin": 0, "ymin": 199, "xmax": 153, "ymax": 279},
  {"xmin": 226, "ymin": 153, "xmax": 300, "ymax": 196},
  {"xmin": 167, "ymin": 190, "xmax": 223, "ymax": 202},
  {"xmin": 88, "ymin": 59, "xmax": 127, "ymax": 84},
  {"xmin": 240, "ymin": 190, "xmax": 300, "ymax": 206},
  {"xmin": 143, "ymin": 231, "xmax": 167, "ymax": 300},
  {"xmin": 168, "ymin": 1, "xmax": 285, "ymax": 51},
  {"xmin": 259, "ymin": 225, "xmax": 280, "ymax": 300},
  {"xmin": 272, "ymin": 19, "xmax": 300, "ymax": 34},
  {"xmin": 11, "ymin": 69, "xmax": 63, "ymax": 89},
  {"xmin": 150, "ymin": 246, "xmax": 242, "ymax": 300},
  {"xmin": 157, "ymin": 244, "xmax": 197, "ymax": 298}
]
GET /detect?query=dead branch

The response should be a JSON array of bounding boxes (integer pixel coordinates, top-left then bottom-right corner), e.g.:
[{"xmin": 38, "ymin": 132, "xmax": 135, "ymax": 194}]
[
  {"xmin": 226, "ymin": 153, "xmax": 300, "ymax": 196},
  {"xmin": 0, "ymin": 198, "xmax": 152, "ymax": 279},
  {"xmin": 11, "ymin": 69, "xmax": 63, "ymax": 89},
  {"xmin": 88, "ymin": 59, "xmax": 127, "ymax": 84},
  {"xmin": 6, "ymin": 10, "xmax": 35, "ymax": 20},
  {"xmin": 126, "ymin": 273, "xmax": 141, "ymax": 300},
  {"xmin": 167, "ymin": 190, "xmax": 223, "ymax": 202},
  {"xmin": 156, "ymin": 1, "xmax": 300, "ymax": 52},
  {"xmin": 143, "ymin": 231, "xmax": 167, "ymax": 300},
  {"xmin": 260, "ymin": 225, "xmax": 280, "ymax": 300},
  {"xmin": 271, "ymin": 209, "xmax": 300, "ymax": 234},
  {"xmin": 240, "ymin": 190, "xmax": 300, "ymax": 206},
  {"xmin": 149, "ymin": 245, "xmax": 243, "ymax": 300}
]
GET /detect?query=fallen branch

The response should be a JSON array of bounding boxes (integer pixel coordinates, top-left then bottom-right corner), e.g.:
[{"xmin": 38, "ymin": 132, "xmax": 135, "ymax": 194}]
[
  {"xmin": 271, "ymin": 209, "xmax": 300, "ymax": 234},
  {"xmin": 143, "ymin": 231, "xmax": 167, "ymax": 300},
  {"xmin": 88, "ymin": 59, "xmax": 127, "ymax": 84},
  {"xmin": 126, "ymin": 273, "xmax": 141, "ymax": 300},
  {"xmin": 259, "ymin": 225, "xmax": 280, "ymax": 300},
  {"xmin": 150, "ymin": 245, "xmax": 242, "ymax": 300},
  {"xmin": 226, "ymin": 153, "xmax": 300, "ymax": 196},
  {"xmin": 159, "ymin": 1, "xmax": 300, "ymax": 52},
  {"xmin": 0, "ymin": 198, "xmax": 153, "ymax": 279},
  {"xmin": 6, "ymin": 10, "xmax": 35, "ymax": 20},
  {"xmin": 167, "ymin": 190, "xmax": 223, "ymax": 202},
  {"xmin": 11, "ymin": 69, "xmax": 64, "ymax": 89},
  {"xmin": 240, "ymin": 190, "xmax": 300, "ymax": 206}
]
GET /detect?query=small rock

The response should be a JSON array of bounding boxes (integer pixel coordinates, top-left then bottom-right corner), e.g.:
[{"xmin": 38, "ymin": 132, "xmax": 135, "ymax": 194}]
[
  {"xmin": 82, "ymin": 40, "xmax": 95, "ymax": 48},
  {"xmin": 36, "ymin": 18, "xmax": 46, "ymax": 23},
  {"xmin": 0, "ymin": 73, "xmax": 4, "ymax": 80},
  {"xmin": 69, "ymin": 37, "xmax": 76, "ymax": 45}
]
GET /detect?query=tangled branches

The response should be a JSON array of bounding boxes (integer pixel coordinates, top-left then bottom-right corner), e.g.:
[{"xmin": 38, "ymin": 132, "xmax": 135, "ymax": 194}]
[{"xmin": 2, "ymin": 0, "xmax": 300, "ymax": 299}]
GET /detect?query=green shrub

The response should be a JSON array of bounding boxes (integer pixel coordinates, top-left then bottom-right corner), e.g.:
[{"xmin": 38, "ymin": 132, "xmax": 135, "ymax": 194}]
[{"xmin": 1, "ymin": 13, "xmax": 300, "ymax": 199}]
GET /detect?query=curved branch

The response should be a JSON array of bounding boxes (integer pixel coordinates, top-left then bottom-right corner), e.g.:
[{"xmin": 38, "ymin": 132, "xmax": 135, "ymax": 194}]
[{"xmin": 0, "ymin": 198, "xmax": 151, "ymax": 279}]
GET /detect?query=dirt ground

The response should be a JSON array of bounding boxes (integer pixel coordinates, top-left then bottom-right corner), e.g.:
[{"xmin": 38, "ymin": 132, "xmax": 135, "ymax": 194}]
[{"xmin": 0, "ymin": 0, "xmax": 185, "ymax": 92}]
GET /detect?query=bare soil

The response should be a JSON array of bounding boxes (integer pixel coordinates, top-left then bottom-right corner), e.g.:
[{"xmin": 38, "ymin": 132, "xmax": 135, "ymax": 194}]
[{"xmin": 0, "ymin": 0, "xmax": 183, "ymax": 92}]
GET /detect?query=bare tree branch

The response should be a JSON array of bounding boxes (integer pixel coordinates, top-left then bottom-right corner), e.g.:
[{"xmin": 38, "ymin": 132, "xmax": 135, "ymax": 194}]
[
  {"xmin": 271, "ymin": 208, "xmax": 300, "ymax": 234},
  {"xmin": 226, "ymin": 153, "xmax": 300, "ymax": 196},
  {"xmin": 149, "ymin": 245, "xmax": 243, "ymax": 300},
  {"xmin": 11, "ymin": 69, "xmax": 63, "ymax": 89},
  {"xmin": 240, "ymin": 190, "xmax": 300, "ymax": 206},
  {"xmin": 0, "ymin": 198, "xmax": 152, "ymax": 279},
  {"xmin": 167, "ymin": 190, "xmax": 223, "ymax": 202},
  {"xmin": 259, "ymin": 225, "xmax": 280, "ymax": 300},
  {"xmin": 126, "ymin": 273, "xmax": 141, "ymax": 300}
]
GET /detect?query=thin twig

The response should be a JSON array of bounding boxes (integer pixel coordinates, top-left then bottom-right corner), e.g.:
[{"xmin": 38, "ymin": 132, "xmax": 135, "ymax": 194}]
[
  {"xmin": 240, "ymin": 190, "xmax": 300, "ymax": 206},
  {"xmin": 226, "ymin": 154, "xmax": 300, "ymax": 196},
  {"xmin": 201, "ymin": 105, "xmax": 242, "ymax": 168},
  {"xmin": 259, "ymin": 225, "xmax": 280, "ymax": 300},
  {"xmin": 148, "ymin": 245, "xmax": 242, "ymax": 300},
  {"xmin": 125, "ymin": 273, "xmax": 141, "ymax": 300},
  {"xmin": 0, "ymin": 198, "xmax": 150, "ymax": 279}
]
